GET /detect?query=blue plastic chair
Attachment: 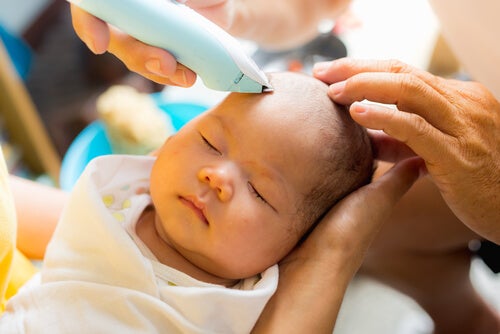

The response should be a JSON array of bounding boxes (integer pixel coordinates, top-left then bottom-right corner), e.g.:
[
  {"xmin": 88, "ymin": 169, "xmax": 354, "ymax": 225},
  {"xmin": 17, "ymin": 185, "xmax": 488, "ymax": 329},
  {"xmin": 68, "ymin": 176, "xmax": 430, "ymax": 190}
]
[
  {"xmin": 60, "ymin": 98, "xmax": 207, "ymax": 191},
  {"xmin": 0, "ymin": 24, "xmax": 32, "ymax": 80}
]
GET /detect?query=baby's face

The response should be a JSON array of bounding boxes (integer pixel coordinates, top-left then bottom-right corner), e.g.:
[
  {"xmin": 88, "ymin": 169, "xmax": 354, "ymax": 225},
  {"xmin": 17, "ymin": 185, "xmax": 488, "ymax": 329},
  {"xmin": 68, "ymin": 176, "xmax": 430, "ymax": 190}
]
[{"xmin": 150, "ymin": 74, "xmax": 328, "ymax": 279}]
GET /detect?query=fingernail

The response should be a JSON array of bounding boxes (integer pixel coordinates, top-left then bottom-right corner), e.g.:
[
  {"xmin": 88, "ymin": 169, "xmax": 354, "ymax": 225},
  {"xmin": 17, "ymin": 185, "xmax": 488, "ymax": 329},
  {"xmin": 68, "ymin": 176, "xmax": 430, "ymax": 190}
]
[
  {"xmin": 313, "ymin": 61, "xmax": 330, "ymax": 75},
  {"xmin": 145, "ymin": 59, "xmax": 165, "ymax": 76},
  {"xmin": 329, "ymin": 81, "xmax": 346, "ymax": 96},
  {"xmin": 173, "ymin": 68, "xmax": 187, "ymax": 86},
  {"xmin": 351, "ymin": 102, "xmax": 367, "ymax": 114}
]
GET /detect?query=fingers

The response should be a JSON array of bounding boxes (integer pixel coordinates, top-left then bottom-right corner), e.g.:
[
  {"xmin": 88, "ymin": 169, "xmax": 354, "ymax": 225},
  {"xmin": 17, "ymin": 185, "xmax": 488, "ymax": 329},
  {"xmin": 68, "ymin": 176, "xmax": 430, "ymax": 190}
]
[
  {"xmin": 71, "ymin": 5, "xmax": 197, "ymax": 87},
  {"xmin": 316, "ymin": 157, "xmax": 423, "ymax": 251},
  {"xmin": 71, "ymin": 4, "xmax": 109, "ymax": 54},
  {"xmin": 349, "ymin": 102, "xmax": 449, "ymax": 167},
  {"xmin": 367, "ymin": 130, "xmax": 416, "ymax": 163},
  {"xmin": 331, "ymin": 73, "xmax": 458, "ymax": 134},
  {"xmin": 334, "ymin": 157, "xmax": 424, "ymax": 244},
  {"xmin": 107, "ymin": 27, "xmax": 197, "ymax": 87},
  {"xmin": 313, "ymin": 58, "xmax": 460, "ymax": 134},
  {"xmin": 313, "ymin": 58, "xmax": 434, "ymax": 84},
  {"xmin": 313, "ymin": 58, "xmax": 460, "ymax": 160},
  {"xmin": 365, "ymin": 157, "xmax": 425, "ymax": 209}
]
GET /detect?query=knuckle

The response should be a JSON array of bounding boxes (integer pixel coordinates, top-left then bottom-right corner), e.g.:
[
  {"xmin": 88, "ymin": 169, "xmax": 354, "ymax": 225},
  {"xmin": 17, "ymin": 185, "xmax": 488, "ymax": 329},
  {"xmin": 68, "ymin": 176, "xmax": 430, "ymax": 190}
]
[
  {"xmin": 409, "ymin": 114, "xmax": 430, "ymax": 141},
  {"xmin": 422, "ymin": 70, "xmax": 441, "ymax": 87},
  {"xmin": 386, "ymin": 59, "xmax": 409, "ymax": 74},
  {"xmin": 395, "ymin": 74, "xmax": 425, "ymax": 106},
  {"xmin": 399, "ymin": 73, "xmax": 425, "ymax": 91}
]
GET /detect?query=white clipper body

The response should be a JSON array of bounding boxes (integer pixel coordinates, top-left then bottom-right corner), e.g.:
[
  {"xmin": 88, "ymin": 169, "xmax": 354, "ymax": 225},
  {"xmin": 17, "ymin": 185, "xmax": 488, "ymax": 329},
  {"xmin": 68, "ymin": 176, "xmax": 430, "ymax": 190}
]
[{"xmin": 67, "ymin": 0, "xmax": 272, "ymax": 93}]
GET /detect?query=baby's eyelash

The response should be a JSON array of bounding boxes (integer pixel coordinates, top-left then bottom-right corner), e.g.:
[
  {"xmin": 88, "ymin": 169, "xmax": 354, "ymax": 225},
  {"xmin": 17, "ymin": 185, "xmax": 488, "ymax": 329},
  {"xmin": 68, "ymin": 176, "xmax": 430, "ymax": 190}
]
[
  {"xmin": 200, "ymin": 133, "xmax": 220, "ymax": 153},
  {"xmin": 248, "ymin": 182, "xmax": 267, "ymax": 204}
]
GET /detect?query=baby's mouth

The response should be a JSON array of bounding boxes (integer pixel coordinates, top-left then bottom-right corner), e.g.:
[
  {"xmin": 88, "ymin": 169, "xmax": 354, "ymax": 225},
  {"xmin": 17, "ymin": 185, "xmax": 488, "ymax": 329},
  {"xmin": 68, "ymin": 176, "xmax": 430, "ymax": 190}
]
[{"xmin": 179, "ymin": 196, "xmax": 209, "ymax": 225}]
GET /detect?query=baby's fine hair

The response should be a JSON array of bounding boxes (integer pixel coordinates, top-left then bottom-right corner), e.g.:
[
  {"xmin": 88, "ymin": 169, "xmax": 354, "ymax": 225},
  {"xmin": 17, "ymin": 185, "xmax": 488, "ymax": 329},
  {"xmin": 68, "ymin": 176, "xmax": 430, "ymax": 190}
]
[{"xmin": 276, "ymin": 73, "xmax": 374, "ymax": 233}]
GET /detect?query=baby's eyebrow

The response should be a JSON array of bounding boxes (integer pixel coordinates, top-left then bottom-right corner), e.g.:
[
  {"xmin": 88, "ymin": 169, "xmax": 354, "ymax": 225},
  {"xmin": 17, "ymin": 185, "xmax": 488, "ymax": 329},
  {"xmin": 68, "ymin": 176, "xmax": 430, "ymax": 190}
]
[
  {"xmin": 210, "ymin": 114, "xmax": 233, "ymax": 142},
  {"xmin": 210, "ymin": 113, "xmax": 290, "ymax": 213}
]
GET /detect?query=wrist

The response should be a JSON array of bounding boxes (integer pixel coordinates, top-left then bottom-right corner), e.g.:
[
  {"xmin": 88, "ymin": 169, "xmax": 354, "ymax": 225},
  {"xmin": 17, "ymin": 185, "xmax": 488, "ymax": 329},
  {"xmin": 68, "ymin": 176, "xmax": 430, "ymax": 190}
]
[
  {"xmin": 254, "ymin": 249, "xmax": 359, "ymax": 333},
  {"xmin": 281, "ymin": 242, "xmax": 363, "ymax": 289}
]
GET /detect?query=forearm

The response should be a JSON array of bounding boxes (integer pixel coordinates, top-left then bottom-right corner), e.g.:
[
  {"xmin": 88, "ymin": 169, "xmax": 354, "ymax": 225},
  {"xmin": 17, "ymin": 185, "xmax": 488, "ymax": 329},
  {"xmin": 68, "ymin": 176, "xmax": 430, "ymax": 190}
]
[
  {"xmin": 231, "ymin": 0, "xmax": 351, "ymax": 50},
  {"xmin": 253, "ymin": 252, "xmax": 358, "ymax": 333},
  {"xmin": 10, "ymin": 175, "xmax": 68, "ymax": 259}
]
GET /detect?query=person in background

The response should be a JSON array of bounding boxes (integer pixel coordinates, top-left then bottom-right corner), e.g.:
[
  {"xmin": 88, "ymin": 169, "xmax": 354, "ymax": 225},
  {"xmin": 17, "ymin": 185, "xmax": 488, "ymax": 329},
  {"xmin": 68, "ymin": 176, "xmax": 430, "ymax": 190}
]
[{"xmin": 66, "ymin": 1, "xmax": 500, "ymax": 332}]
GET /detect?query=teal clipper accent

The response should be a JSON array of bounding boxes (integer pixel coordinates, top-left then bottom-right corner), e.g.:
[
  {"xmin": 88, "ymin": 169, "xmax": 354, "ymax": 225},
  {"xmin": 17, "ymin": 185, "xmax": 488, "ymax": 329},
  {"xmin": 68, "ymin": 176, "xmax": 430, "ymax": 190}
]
[{"xmin": 67, "ymin": 0, "xmax": 272, "ymax": 93}]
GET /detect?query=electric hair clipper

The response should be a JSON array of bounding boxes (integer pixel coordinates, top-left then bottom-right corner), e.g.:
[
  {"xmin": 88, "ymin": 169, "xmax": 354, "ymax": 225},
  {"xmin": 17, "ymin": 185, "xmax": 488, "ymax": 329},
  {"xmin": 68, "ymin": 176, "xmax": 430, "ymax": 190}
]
[{"xmin": 67, "ymin": 0, "xmax": 272, "ymax": 93}]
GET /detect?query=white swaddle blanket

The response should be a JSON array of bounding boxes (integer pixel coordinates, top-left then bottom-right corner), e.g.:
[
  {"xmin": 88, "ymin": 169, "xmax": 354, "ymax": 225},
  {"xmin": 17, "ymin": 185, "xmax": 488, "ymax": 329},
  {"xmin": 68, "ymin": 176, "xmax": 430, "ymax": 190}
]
[{"xmin": 0, "ymin": 155, "xmax": 278, "ymax": 333}]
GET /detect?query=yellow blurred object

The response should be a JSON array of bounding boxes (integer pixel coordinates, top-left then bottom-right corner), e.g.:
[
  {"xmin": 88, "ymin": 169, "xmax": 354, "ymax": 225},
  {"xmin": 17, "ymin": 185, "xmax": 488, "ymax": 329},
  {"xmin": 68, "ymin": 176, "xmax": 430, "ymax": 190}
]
[
  {"xmin": 2, "ymin": 250, "xmax": 38, "ymax": 312},
  {"xmin": 0, "ymin": 147, "xmax": 16, "ymax": 312},
  {"xmin": 0, "ymin": 147, "xmax": 38, "ymax": 313}
]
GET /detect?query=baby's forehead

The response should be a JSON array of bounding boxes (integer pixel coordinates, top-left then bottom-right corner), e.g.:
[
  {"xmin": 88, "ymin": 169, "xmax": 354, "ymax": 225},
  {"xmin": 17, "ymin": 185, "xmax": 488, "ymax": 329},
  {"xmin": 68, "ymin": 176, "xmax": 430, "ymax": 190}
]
[
  {"xmin": 223, "ymin": 71, "xmax": 329, "ymax": 104},
  {"xmin": 212, "ymin": 74, "xmax": 341, "ymax": 158}
]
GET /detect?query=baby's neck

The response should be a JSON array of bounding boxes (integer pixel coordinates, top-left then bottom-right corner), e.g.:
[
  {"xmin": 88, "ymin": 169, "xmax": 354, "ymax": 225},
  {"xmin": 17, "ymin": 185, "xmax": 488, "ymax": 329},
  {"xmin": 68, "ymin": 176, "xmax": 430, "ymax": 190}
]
[{"xmin": 135, "ymin": 207, "xmax": 239, "ymax": 287}]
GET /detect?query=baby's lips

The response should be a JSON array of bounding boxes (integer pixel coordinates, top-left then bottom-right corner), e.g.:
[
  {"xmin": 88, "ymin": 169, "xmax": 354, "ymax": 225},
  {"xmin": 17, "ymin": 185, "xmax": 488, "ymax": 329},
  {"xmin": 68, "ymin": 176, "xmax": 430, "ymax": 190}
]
[{"xmin": 180, "ymin": 195, "xmax": 209, "ymax": 225}]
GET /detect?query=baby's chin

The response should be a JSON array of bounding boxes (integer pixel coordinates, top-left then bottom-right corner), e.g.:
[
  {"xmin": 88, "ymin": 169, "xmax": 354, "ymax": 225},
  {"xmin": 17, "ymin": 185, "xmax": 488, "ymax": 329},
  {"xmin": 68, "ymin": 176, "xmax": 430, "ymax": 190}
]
[{"xmin": 192, "ymin": 255, "xmax": 273, "ymax": 283}]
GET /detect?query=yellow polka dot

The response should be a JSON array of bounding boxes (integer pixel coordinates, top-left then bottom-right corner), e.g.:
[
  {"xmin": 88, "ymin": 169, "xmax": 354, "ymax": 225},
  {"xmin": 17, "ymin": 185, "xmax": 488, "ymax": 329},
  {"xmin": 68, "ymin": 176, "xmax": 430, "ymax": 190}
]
[
  {"xmin": 168, "ymin": 281, "xmax": 177, "ymax": 286},
  {"xmin": 112, "ymin": 212, "xmax": 125, "ymax": 222},
  {"xmin": 122, "ymin": 199, "xmax": 131, "ymax": 209},
  {"xmin": 102, "ymin": 195, "xmax": 114, "ymax": 207}
]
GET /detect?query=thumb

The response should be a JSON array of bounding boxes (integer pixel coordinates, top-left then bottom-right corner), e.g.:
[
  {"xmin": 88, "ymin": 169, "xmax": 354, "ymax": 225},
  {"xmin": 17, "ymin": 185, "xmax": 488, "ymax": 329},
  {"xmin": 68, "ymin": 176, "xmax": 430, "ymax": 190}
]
[
  {"xmin": 325, "ymin": 157, "xmax": 425, "ymax": 250},
  {"xmin": 368, "ymin": 130, "xmax": 416, "ymax": 163}
]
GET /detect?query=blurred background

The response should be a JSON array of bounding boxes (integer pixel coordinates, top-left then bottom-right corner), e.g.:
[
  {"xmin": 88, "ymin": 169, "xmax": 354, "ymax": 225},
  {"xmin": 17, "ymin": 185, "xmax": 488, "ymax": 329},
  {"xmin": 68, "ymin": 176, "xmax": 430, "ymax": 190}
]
[
  {"xmin": 0, "ymin": 0, "xmax": 450, "ymax": 184},
  {"xmin": 0, "ymin": 0, "xmax": 497, "ymax": 333}
]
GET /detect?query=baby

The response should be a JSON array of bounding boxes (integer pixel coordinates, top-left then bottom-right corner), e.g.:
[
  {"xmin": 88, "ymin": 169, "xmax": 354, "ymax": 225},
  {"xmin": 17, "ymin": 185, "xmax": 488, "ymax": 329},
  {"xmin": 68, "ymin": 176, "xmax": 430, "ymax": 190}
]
[{"xmin": 0, "ymin": 72, "xmax": 373, "ymax": 333}]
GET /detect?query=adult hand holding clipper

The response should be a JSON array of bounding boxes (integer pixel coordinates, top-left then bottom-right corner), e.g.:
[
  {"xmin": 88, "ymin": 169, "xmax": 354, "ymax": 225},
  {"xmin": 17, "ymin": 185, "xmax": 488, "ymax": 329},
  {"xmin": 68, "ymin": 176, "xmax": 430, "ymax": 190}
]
[{"xmin": 68, "ymin": 0, "xmax": 271, "ymax": 93}]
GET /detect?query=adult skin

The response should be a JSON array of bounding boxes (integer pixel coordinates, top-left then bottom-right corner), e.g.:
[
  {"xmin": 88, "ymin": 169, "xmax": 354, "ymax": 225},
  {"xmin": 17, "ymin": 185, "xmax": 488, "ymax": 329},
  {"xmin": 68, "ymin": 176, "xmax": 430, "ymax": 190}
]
[
  {"xmin": 314, "ymin": 58, "xmax": 500, "ymax": 244},
  {"xmin": 360, "ymin": 161, "xmax": 499, "ymax": 334},
  {"xmin": 10, "ymin": 158, "xmax": 422, "ymax": 332},
  {"xmin": 253, "ymin": 158, "xmax": 423, "ymax": 333},
  {"xmin": 10, "ymin": 175, "xmax": 67, "ymax": 259},
  {"xmin": 69, "ymin": 0, "xmax": 349, "ymax": 86},
  {"xmin": 71, "ymin": 0, "xmax": 500, "ymax": 242}
]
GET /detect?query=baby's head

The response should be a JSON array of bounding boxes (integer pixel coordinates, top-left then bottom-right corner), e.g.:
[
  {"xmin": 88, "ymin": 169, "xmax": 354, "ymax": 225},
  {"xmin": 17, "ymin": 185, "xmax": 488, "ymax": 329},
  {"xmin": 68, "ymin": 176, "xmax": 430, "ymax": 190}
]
[{"xmin": 150, "ymin": 72, "xmax": 373, "ymax": 280}]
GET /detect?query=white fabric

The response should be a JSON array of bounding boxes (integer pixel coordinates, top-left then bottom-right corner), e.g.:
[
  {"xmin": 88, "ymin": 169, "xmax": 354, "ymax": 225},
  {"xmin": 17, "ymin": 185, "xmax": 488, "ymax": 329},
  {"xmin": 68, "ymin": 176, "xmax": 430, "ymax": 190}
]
[
  {"xmin": 429, "ymin": 0, "xmax": 500, "ymax": 99},
  {"xmin": 0, "ymin": 155, "xmax": 278, "ymax": 334}
]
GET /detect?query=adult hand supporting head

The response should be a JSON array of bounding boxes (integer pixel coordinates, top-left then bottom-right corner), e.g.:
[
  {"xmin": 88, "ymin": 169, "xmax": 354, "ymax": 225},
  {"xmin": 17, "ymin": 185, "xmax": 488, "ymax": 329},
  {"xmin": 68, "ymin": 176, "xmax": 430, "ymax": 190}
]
[
  {"xmin": 253, "ymin": 157, "xmax": 423, "ymax": 333},
  {"xmin": 314, "ymin": 58, "xmax": 500, "ymax": 244},
  {"xmin": 69, "ymin": 1, "xmax": 234, "ymax": 87}
]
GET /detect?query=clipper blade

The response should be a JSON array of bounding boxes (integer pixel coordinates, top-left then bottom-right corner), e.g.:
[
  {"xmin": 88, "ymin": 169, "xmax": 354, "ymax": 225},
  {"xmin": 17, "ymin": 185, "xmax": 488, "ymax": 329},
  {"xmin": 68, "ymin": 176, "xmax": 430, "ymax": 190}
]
[{"xmin": 262, "ymin": 85, "xmax": 274, "ymax": 93}]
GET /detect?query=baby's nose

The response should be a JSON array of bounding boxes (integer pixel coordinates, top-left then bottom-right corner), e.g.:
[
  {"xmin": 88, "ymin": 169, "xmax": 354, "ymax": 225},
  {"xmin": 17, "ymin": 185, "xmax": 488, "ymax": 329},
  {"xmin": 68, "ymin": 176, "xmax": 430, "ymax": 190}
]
[{"xmin": 198, "ymin": 165, "xmax": 235, "ymax": 202}]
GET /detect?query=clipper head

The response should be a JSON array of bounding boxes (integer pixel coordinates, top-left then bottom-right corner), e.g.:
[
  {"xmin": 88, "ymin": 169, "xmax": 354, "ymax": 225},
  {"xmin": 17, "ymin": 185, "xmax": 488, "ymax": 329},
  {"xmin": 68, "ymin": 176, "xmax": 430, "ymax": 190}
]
[{"xmin": 262, "ymin": 85, "xmax": 274, "ymax": 93}]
